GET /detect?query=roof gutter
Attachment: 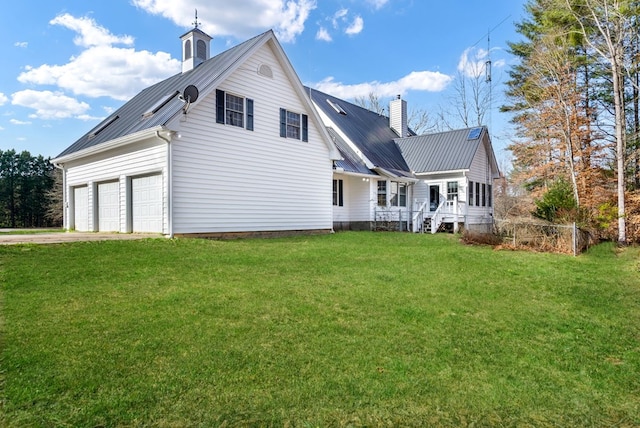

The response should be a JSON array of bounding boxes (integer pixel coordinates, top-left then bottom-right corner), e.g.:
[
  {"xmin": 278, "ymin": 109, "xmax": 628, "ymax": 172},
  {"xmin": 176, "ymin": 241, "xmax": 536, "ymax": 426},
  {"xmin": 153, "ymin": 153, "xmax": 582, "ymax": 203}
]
[
  {"xmin": 51, "ymin": 126, "xmax": 167, "ymax": 165},
  {"xmin": 373, "ymin": 167, "xmax": 419, "ymax": 183},
  {"xmin": 414, "ymin": 168, "xmax": 470, "ymax": 177}
]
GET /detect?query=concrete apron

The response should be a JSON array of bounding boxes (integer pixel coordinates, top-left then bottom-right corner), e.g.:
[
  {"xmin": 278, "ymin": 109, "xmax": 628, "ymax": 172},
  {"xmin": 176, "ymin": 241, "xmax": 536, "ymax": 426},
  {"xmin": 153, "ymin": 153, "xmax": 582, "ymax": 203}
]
[{"xmin": 0, "ymin": 232, "xmax": 163, "ymax": 245}]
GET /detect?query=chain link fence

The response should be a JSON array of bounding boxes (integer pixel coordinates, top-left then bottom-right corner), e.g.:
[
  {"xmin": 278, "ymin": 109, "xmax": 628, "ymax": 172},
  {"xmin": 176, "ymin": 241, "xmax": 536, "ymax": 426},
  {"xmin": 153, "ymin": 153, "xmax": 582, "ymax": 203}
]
[{"xmin": 494, "ymin": 219, "xmax": 595, "ymax": 255}]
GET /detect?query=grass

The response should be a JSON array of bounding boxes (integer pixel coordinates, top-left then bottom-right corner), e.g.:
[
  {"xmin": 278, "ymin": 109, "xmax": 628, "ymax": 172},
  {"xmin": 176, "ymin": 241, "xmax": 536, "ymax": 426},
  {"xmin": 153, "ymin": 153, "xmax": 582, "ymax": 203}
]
[
  {"xmin": 1, "ymin": 232, "xmax": 639, "ymax": 426},
  {"xmin": 0, "ymin": 228, "xmax": 64, "ymax": 235}
]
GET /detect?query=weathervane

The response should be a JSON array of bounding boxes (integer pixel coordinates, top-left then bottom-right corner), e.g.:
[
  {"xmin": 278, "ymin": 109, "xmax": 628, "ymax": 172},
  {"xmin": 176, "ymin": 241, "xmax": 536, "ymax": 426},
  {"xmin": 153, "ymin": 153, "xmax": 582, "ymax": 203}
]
[{"xmin": 192, "ymin": 9, "xmax": 200, "ymax": 29}]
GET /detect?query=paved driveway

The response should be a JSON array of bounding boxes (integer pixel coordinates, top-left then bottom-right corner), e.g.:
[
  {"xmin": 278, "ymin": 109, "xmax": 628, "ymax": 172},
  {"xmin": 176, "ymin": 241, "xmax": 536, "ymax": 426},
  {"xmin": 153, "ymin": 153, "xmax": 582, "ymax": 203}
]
[{"xmin": 0, "ymin": 231, "xmax": 163, "ymax": 245}]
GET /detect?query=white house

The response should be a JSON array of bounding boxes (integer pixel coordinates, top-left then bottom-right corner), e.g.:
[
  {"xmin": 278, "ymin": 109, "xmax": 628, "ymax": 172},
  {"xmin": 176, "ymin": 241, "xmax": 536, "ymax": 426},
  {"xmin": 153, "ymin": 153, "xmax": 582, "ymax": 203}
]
[
  {"xmin": 52, "ymin": 28, "xmax": 340, "ymax": 238},
  {"xmin": 308, "ymin": 88, "xmax": 500, "ymax": 233},
  {"xmin": 53, "ymin": 25, "xmax": 499, "ymax": 238}
]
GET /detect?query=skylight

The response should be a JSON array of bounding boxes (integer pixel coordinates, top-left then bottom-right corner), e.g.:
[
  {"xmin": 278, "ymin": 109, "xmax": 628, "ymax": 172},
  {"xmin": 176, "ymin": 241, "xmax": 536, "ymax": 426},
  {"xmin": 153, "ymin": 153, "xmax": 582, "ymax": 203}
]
[
  {"xmin": 327, "ymin": 99, "xmax": 347, "ymax": 115},
  {"xmin": 88, "ymin": 115, "xmax": 119, "ymax": 140},
  {"xmin": 467, "ymin": 127, "xmax": 482, "ymax": 140},
  {"xmin": 143, "ymin": 91, "xmax": 180, "ymax": 118}
]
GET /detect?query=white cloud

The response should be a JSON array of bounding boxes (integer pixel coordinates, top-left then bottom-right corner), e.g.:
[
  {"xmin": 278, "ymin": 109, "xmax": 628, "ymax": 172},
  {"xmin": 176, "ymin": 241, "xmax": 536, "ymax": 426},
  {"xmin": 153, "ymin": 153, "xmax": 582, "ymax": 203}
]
[
  {"xmin": 132, "ymin": 0, "xmax": 317, "ymax": 43},
  {"xmin": 332, "ymin": 9, "xmax": 349, "ymax": 28},
  {"xmin": 0, "ymin": 93, "xmax": 8, "ymax": 106},
  {"xmin": 50, "ymin": 14, "xmax": 134, "ymax": 48},
  {"xmin": 10, "ymin": 119, "xmax": 32, "ymax": 125},
  {"xmin": 14, "ymin": 41, "xmax": 28, "ymax": 48},
  {"xmin": 0, "ymin": 126, "xmax": 4, "ymax": 131},
  {"xmin": 316, "ymin": 27, "xmax": 332, "ymax": 42},
  {"xmin": 367, "ymin": 0, "xmax": 389, "ymax": 9},
  {"xmin": 17, "ymin": 14, "xmax": 180, "ymax": 101},
  {"xmin": 457, "ymin": 47, "xmax": 505, "ymax": 79},
  {"xmin": 345, "ymin": 16, "xmax": 364, "ymax": 35},
  {"xmin": 313, "ymin": 71, "xmax": 453, "ymax": 99},
  {"xmin": 76, "ymin": 114, "xmax": 104, "ymax": 121},
  {"xmin": 11, "ymin": 90, "xmax": 90, "ymax": 120}
]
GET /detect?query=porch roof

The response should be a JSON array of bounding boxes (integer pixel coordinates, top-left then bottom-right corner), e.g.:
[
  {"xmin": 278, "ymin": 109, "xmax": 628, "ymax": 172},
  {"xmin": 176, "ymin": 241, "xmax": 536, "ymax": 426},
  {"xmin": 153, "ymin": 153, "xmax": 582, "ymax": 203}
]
[{"xmin": 395, "ymin": 127, "xmax": 487, "ymax": 174}]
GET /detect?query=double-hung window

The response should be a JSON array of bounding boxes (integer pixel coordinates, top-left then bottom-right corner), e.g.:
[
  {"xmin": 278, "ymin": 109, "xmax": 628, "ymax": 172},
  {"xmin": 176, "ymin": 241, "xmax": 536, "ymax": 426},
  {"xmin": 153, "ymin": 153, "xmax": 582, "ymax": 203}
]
[
  {"xmin": 280, "ymin": 108, "xmax": 308, "ymax": 141},
  {"xmin": 469, "ymin": 181, "xmax": 474, "ymax": 206},
  {"xmin": 447, "ymin": 181, "xmax": 458, "ymax": 201},
  {"xmin": 390, "ymin": 182, "xmax": 407, "ymax": 207},
  {"xmin": 225, "ymin": 93, "xmax": 244, "ymax": 127},
  {"xmin": 333, "ymin": 179, "xmax": 344, "ymax": 206},
  {"xmin": 377, "ymin": 181, "xmax": 387, "ymax": 206},
  {"xmin": 482, "ymin": 183, "xmax": 487, "ymax": 207},
  {"xmin": 215, "ymin": 89, "xmax": 254, "ymax": 131}
]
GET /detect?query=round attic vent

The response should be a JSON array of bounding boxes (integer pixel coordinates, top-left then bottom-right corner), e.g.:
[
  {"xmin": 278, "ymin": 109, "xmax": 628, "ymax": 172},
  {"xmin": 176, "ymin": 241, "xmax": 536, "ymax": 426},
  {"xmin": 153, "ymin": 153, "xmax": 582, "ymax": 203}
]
[{"xmin": 258, "ymin": 64, "xmax": 273, "ymax": 78}]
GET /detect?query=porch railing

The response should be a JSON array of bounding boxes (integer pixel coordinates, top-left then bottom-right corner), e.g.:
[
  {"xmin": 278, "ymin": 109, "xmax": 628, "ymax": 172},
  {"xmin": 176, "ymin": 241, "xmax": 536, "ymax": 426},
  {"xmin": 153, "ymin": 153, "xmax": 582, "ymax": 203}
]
[
  {"xmin": 430, "ymin": 198, "xmax": 459, "ymax": 234},
  {"xmin": 412, "ymin": 200, "xmax": 429, "ymax": 233}
]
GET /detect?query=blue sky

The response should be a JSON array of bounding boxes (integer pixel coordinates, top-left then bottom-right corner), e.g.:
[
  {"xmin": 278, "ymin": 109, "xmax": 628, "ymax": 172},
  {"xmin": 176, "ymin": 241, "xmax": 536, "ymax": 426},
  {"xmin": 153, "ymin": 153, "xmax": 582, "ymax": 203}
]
[{"xmin": 0, "ymin": 0, "xmax": 525, "ymax": 165}]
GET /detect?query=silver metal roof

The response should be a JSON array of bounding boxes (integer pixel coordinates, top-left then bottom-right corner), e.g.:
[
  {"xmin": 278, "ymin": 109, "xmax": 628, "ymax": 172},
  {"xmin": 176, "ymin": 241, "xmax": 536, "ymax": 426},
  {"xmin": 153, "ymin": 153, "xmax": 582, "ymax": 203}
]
[
  {"xmin": 56, "ymin": 31, "xmax": 272, "ymax": 159},
  {"xmin": 395, "ymin": 127, "xmax": 487, "ymax": 174}
]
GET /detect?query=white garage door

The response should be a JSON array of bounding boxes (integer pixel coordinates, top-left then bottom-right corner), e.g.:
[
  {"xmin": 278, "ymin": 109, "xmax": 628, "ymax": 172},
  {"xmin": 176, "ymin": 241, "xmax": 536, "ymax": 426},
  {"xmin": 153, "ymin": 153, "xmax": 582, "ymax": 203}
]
[
  {"xmin": 74, "ymin": 186, "xmax": 89, "ymax": 232},
  {"xmin": 98, "ymin": 181, "xmax": 120, "ymax": 232},
  {"xmin": 132, "ymin": 174, "xmax": 163, "ymax": 233}
]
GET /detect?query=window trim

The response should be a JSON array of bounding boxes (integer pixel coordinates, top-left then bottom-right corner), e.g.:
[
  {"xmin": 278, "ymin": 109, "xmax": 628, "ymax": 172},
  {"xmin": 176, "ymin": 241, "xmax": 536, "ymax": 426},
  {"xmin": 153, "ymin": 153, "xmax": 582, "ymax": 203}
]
[
  {"xmin": 389, "ymin": 182, "xmax": 407, "ymax": 207},
  {"xmin": 333, "ymin": 179, "xmax": 344, "ymax": 207},
  {"xmin": 377, "ymin": 180, "xmax": 387, "ymax": 206},
  {"xmin": 215, "ymin": 89, "xmax": 254, "ymax": 131},
  {"xmin": 279, "ymin": 108, "xmax": 308, "ymax": 142},
  {"xmin": 447, "ymin": 181, "xmax": 459, "ymax": 201},
  {"xmin": 482, "ymin": 183, "xmax": 487, "ymax": 207}
]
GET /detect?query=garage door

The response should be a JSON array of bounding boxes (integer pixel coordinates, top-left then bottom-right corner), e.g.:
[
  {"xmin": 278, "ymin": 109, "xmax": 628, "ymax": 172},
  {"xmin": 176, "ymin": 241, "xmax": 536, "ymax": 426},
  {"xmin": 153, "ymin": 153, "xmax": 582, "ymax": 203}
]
[
  {"xmin": 98, "ymin": 181, "xmax": 120, "ymax": 232},
  {"xmin": 132, "ymin": 174, "xmax": 163, "ymax": 233},
  {"xmin": 74, "ymin": 186, "xmax": 89, "ymax": 232}
]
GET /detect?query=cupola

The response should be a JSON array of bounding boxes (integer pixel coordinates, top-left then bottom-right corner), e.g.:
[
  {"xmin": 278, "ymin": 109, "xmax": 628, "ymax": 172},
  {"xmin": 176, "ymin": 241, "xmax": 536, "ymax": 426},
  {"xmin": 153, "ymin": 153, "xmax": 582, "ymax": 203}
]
[{"xmin": 180, "ymin": 10, "xmax": 212, "ymax": 73}]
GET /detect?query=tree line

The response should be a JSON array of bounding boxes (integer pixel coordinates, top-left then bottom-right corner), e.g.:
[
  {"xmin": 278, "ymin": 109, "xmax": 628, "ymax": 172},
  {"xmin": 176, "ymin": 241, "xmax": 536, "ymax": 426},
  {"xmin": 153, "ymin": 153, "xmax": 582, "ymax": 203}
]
[
  {"xmin": 502, "ymin": 0, "xmax": 640, "ymax": 244},
  {"xmin": 0, "ymin": 149, "xmax": 62, "ymax": 228}
]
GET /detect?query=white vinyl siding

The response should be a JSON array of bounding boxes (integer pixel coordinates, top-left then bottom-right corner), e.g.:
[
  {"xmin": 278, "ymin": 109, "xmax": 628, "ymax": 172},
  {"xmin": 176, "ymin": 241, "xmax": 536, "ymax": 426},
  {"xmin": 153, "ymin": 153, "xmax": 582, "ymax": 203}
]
[
  {"xmin": 332, "ymin": 175, "xmax": 373, "ymax": 224},
  {"xmin": 467, "ymin": 136, "xmax": 494, "ymax": 224},
  {"xmin": 64, "ymin": 140, "xmax": 167, "ymax": 233},
  {"xmin": 170, "ymin": 42, "xmax": 332, "ymax": 233}
]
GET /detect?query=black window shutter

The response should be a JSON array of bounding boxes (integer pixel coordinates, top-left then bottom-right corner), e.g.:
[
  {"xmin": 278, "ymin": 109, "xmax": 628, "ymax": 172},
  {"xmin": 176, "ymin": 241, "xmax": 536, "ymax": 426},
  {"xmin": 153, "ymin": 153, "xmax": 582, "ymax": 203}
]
[
  {"xmin": 302, "ymin": 114, "xmax": 308, "ymax": 142},
  {"xmin": 280, "ymin": 108, "xmax": 287, "ymax": 137},
  {"xmin": 338, "ymin": 179, "xmax": 343, "ymax": 206},
  {"xmin": 246, "ymin": 99, "xmax": 254, "ymax": 131},
  {"xmin": 216, "ymin": 90, "xmax": 225, "ymax": 124}
]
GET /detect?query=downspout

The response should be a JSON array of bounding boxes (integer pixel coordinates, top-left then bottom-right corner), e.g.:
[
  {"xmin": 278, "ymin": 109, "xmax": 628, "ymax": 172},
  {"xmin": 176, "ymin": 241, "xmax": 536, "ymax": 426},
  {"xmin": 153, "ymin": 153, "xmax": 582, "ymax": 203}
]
[
  {"xmin": 156, "ymin": 130, "xmax": 174, "ymax": 238},
  {"xmin": 52, "ymin": 162, "xmax": 67, "ymax": 231}
]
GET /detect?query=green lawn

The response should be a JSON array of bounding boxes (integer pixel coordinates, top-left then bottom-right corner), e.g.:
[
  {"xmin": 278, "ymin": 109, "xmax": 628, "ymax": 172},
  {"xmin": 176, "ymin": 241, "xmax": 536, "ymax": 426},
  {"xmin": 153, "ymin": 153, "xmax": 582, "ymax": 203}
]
[{"xmin": 1, "ymin": 232, "xmax": 639, "ymax": 426}]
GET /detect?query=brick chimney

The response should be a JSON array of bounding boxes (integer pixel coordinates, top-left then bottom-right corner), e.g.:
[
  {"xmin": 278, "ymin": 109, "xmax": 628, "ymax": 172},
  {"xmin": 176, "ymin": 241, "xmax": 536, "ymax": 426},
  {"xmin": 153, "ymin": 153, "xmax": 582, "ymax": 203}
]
[{"xmin": 389, "ymin": 95, "xmax": 408, "ymax": 138}]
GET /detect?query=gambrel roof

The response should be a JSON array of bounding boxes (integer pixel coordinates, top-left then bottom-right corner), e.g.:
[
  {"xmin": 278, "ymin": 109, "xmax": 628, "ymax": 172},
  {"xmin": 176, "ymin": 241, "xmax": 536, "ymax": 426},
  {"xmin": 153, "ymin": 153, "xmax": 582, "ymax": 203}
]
[
  {"xmin": 55, "ymin": 30, "xmax": 339, "ymax": 161},
  {"xmin": 396, "ymin": 126, "xmax": 499, "ymax": 176}
]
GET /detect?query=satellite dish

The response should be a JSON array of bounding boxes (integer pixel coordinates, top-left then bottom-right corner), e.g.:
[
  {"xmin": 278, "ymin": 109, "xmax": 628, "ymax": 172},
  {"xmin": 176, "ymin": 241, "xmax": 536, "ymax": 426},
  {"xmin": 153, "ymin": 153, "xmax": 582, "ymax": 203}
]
[{"xmin": 183, "ymin": 85, "xmax": 199, "ymax": 103}]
